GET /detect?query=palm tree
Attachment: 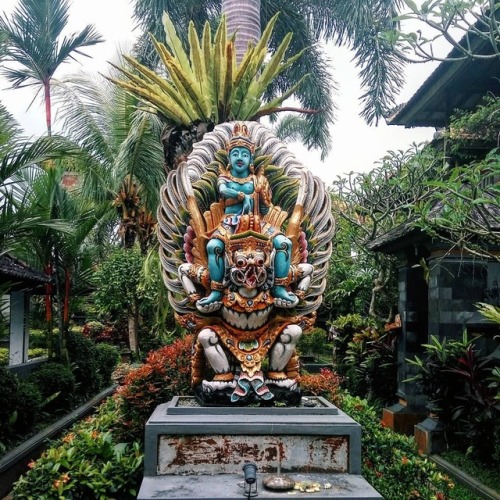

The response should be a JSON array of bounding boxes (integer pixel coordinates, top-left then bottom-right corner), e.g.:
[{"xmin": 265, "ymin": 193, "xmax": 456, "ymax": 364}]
[
  {"xmin": 0, "ymin": 0, "xmax": 103, "ymax": 136},
  {"xmin": 12, "ymin": 163, "xmax": 100, "ymax": 358},
  {"xmin": 52, "ymin": 71, "xmax": 165, "ymax": 249},
  {"xmin": 131, "ymin": 0, "xmax": 404, "ymax": 157},
  {"xmin": 0, "ymin": 103, "xmax": 76, "ymax": 256},
  {"xmin": 222, "ymin": 0, "xmax": 260, "ymax": 63},
  {"xmin": 50, "ymin": 69, "xmax": 166, "ymax": 356}
]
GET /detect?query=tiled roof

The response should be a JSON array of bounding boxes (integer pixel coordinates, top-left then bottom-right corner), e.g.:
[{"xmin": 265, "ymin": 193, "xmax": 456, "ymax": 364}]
[
  {"xmin": 0, "ymin": 254, "xmax": 51, "ymax": 285},
  {"xmin": 387, "ymin": 27, "xmax": 500, "ymax": 128}
]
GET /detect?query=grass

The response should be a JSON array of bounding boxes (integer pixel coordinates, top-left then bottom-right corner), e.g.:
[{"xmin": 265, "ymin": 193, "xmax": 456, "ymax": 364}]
[{"xmin": 441, "ymin": 449, "xmax": 500, "ymax": 494}]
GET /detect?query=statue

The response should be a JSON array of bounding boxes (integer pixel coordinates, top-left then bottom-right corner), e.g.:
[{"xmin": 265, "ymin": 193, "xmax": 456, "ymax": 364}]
[{"xmin": 158, "ymin": 122, "xmax": 334, "ymax": 405}]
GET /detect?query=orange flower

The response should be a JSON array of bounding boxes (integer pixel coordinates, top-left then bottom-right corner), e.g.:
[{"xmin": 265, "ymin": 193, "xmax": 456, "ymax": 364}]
[
  {"xmin": 401, "ymin": 456, "xmax": 409, "ymax": 465},
  {"xmin": 91, "ymin": 430, "xmax": 100, "ymax": 439},
  {"xmin": 62, "ymin": 433, "xmax": 74, "ymax": 443},
  {"xmin": 435, "ymin": 493, "xmax": 446, "ymax": 500},
  {"xmin": 27, "ymin": 460, "xmax": 36, "ymax": 469},
  {"xmin": 53, "ymin": 480, "xmax": 61, "ymax": 489},
  {"xmin": 61, "ymin": 473, "xmax": 70, "ymax": 483},
  {"xmin": 380, "ymin": 420, "xmax": 387, "ymax": 428}
]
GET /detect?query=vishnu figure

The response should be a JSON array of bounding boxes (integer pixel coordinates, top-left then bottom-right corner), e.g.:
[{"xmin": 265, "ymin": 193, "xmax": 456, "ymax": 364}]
[{"xmin": 196, "ymin": 124, "xmax": 299, "ymax": 313}]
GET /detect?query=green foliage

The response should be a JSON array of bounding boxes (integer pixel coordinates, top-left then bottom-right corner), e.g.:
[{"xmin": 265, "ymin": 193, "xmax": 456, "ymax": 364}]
[
  {"xmin": 13, "ymin": 380, "xmax": 42, "ymax": 433},
  {"xmin": 93, "ymin": 248, "xmax": 143, "ymax": 319},
  {"xmin": 0, "ymin": 366, "xmax": 21, "ymax": 441},
  {"xmin": 297, "ymin": 327, "xmax": 328, "ymax": 362},
  {"xmin": 66, "ymin": 330, "xmax": 101, "ymax": 396},
  {"xmin": 28, "ymin": 362, "xmax": 76, "ymax": 413},
  {"xmin": 117, "ymin": 335, "xmax": 193, "ymax": 440},
  {"xmin": 0, "ymin": 366, "xmax": 42, "ymax": 444},
  {"xmin": 299, "ymin": 368, "xmax": 343, "ymax": 406},
  {"xmin": 340, "ymin": 394, "xmax": 455, "ymax": 499},
  {"xmin": 407, "ymin": 334, "xmax": 500, "ymax": 466},
  {"xmin": 385, "ymin": 0, "xmax": 500, "ymax": 63},
  {"xmin": 12, "ymin": 397, "xmax": 143, "ymax": 500},
  {"xmin": 110, "ymin": 12, "xmax": 307, "ymax": 126},
  {"xmin": 330, "ymin": 315, "xmax": 397, "ymax": 405},
  {"xmin": 95, "ymin": 343, "xmax": 121, "ymax": 386},
  {"xmin": 442, "ymin": 448, "xmax": 500, "ymax": 495},
  {"xmin": 476, "ymin": 302, "xmax": 500, "ymax": 324},
  {"xmin": 448, "ymin": 95, "xmax": 500, "ymax": 151},
  {"xmin": 320, "ymin": 213, "xmax": 377, "ymax": 320},
  {"xmin": 28, "ymin": 328, "xmax": 47, "ymax": 348}
]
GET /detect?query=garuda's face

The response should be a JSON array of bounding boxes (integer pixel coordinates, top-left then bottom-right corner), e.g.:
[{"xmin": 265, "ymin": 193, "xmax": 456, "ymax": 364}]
[{"xmin": 230, "ymin": 249, "xmax": 268, "ymax": 289}]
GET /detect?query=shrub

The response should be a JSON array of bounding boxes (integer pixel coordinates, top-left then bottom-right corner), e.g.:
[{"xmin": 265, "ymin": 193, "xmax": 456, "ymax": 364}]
[
  {"xmin": 12, "ymin": 397, "xmax": 143, "ymax": 500},
  {"xmin": 95, "ymin": 343, "xmax": 120, "ymax": 386},
  {"xmin": 340, "ymin": 394, "xmax": 455, "ymax": 499},
  {"xmin": 298, "ymin": 327, "xmax": 328, "ymax": 361},
  {"xmin": 300, "ymin": 368, "xmax": 343, "ymax": 406},
  {"xmin": 28, "ymin": 362, "xmax": 75, "ymax": 413},
  {"xmin": 0, "ymin": 347, "xmax": 8, "ymax": 365},
  {"xmin": 117, "ymin": 335, "xmax": 193, "ymax": 440},
  {"xmin": 28, "ymin": 347, "xmax": 48, "ymax": 359},
  {"xmin": 330, "ymin": 314, "xmax": 397, "ymax": 405},
  {"xmin": 66, "ymin": 330, "xmax": 101, "ymax": 396},
  {"xmin": 13, "ymin": 381, "xmax": 42, "ymax": 432},
  {"xmin": 28, "ymin": 329, "xmax": 47, "ymax": 348},
  {"xmin": 82, "ymin": 321, "xmax": 127, "ymax": 345},
  {"xmin": 0, "ymin": 367, "xmax": 42, "ymax": 443},
  {"xmin": 0, "ymin": 366, "xmax": 21, "ymax": 441},
  {"xmin": 407, "ymin": 334, "xmax": 500, "ymax": 465}
]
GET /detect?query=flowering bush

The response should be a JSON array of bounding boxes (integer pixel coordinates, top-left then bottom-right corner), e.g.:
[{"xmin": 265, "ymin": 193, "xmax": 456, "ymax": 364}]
[
  {"xmin": 300, "ymin": 368, "xmax": 343, "ymax": 406},
  {"xmin": 340, "ymin": 394, "xmax": 455, "ymax": 499},
  {"xmin": 12, "ymin": 398, "xmax": 143, "ymax": 499},
  {"xmin": 82, "ymin": 320, "xmax": 128, "ymax": 345},
  {"xmin": 116, "ymin": 335, "xmax": 194, "ymax": 440}
]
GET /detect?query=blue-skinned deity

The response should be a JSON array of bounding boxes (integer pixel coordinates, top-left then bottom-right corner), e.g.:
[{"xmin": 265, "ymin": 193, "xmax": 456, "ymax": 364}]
[{"xmin": 158, "ymin": 122, "xmax": 334, "ymax": 405}]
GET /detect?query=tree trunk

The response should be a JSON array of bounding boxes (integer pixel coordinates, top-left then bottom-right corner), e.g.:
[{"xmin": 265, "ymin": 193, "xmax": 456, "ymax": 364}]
[
  {"xmin": 44, "ymin": 262, "xmax": 54, "ymax": 357},
  {"xmin": 44, "ymin": 80, "xmax": 52, "ymax": 136},
  {"xmin": 128, "ymin": 302, "xmax": 139, "ymax": 359},
  {"xmin": 222, "ymin": 0, "xmax": 261, "ymax": 64}
]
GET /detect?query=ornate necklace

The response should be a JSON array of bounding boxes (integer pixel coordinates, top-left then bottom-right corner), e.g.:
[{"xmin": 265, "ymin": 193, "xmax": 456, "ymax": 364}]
[{"xmin": 226, "ymin": 172, "xmax": 254, "ymax": 184}]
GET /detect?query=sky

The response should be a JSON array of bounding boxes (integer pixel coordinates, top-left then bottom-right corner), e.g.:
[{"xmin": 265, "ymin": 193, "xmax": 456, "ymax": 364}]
[{"xmin": 0, "ymin": 0, "xmax": 439, "ymax": 187}]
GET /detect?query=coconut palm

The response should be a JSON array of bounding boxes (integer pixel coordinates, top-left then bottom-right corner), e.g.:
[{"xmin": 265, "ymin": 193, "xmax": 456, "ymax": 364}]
[
  {"xmin": 49, "ymin": 69, "xmax": 166, "ymax": 355},
  {"xmin": 0, "ymin": 103, "xmax": 76, "ymax": 256},
  {"xmin": 52, "ymin": 71, "xmax": 165, "ymax": 249},
  {"xmin": 132, "ymin": 0, "xmax": 404, "ymax": 156},
  {"xmin": 0, "ymin": 0, "xmax": 103, "ymax": 136}
]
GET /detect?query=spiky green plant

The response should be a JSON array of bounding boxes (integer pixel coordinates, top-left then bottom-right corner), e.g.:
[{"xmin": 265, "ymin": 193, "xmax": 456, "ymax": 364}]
[{"xmin": 108, "ymin": 12, "xmax": 309, "ymax": 128}]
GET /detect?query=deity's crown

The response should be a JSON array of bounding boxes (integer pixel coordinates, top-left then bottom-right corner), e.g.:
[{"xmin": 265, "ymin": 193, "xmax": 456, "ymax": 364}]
[{"xmin": 226, "ymin": 123, "xmax": 255, "ymax": 154}]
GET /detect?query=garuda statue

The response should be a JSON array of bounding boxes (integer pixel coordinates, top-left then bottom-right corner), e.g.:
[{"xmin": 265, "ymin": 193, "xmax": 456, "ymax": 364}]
[{"xmin": 158, "ymin": 122, "xmax": 334, "ymax": 405}]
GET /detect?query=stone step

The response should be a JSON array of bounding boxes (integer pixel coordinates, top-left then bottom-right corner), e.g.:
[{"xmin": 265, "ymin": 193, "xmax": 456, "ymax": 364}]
[{"xmin": 138, "ymin": 473, "xmax": 382, "ymax": 499}]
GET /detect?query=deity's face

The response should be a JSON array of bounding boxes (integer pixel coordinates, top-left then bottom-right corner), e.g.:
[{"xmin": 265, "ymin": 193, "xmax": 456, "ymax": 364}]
[{"xmin": 229, "ymin": 146, "xmax": 252, "ymax": 177}]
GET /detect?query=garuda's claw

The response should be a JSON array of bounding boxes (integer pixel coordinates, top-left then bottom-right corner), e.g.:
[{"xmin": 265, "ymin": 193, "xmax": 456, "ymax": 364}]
[{"xmin": 196, "ymin": 300, "xmax": 223, "ymax": 313}]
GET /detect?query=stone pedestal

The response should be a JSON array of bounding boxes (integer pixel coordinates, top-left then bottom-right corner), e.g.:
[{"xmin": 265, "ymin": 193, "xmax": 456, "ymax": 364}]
[{"xmin": 138, "ymin": 396, "xmax": 382, "ymax": 499}]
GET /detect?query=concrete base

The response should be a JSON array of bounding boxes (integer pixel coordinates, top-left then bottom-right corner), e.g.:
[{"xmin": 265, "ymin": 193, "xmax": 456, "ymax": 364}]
[
  {"xmin": 139, "ymin": 397, "xmax": 380, "ymax": 500},
  {"xmin": 382, "ymin": 402, "xmax": 426, "ymax": 436},
  {"xmin": 138, "ymin": 473, "xmax": 382, "ymax": 499}
]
